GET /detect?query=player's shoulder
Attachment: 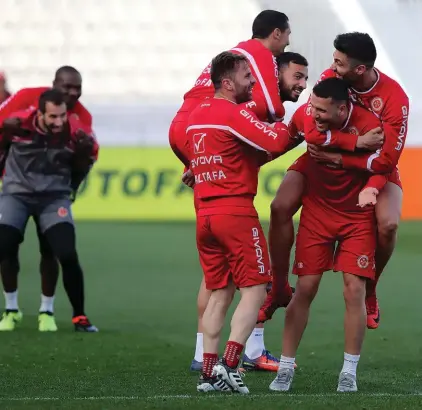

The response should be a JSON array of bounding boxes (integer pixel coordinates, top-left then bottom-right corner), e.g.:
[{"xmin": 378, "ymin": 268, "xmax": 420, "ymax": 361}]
[
  {"xmin": 377, "ymin": 68, "xmax": 408, "ymax": 100},
  {"xmin": 72, "ymin": 101, "xmax": 93, "ymax": 125},
  {"xmin": 317, "ymin": 68, "xmax": 338, "ymax": 83},
  {"xmin": 351, "ymin": 104, "xmax": 380, "ymax": 129},
  {"xmin": 20, "ymin": 86, "xmax": 49, "ymax": 97}
]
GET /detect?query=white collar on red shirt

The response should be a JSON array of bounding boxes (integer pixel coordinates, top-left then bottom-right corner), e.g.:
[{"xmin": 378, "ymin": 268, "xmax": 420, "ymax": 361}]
[
  {"xmin": 340, "ymin": 102, "xmax": 354, "ymax": 130},
  {"xmin": 350, "ymin": 68, "xmax": 380, "ymax": 95}
]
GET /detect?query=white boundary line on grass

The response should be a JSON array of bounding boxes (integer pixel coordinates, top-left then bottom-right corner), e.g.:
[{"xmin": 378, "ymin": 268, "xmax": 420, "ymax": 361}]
[{"xmin": 1, "ymin": 392, "xmax": 422, "ymax": 402}]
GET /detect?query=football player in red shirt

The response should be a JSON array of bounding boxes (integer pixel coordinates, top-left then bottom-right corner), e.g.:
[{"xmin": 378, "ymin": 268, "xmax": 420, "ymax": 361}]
[
  {"xmin": 189, "ymin": 52, "xmax": 296, "ymax": 394},
  {"xmin": 270, "ymin": 78, "xmax": 386, "ymax": 393},
  {"xmin": 186, "ymin": 52, "xmax": 308, "ymax": 373},
  {"xmin": 170, "ymin": 10, "xmax": 306, "ymax": 373},
  {"xmin": 0, "ymin": 66, "xmax": 97, "ymax": 332},
  {"xmin": 265, "ymin": 32, "xmax": 408, "ymax": 329}
]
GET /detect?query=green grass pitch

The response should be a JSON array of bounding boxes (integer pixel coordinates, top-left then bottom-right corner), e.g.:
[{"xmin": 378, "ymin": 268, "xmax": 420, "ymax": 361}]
[{"xmin": 0, "ymin": 221, "xmax": 421, "ymax": 409}]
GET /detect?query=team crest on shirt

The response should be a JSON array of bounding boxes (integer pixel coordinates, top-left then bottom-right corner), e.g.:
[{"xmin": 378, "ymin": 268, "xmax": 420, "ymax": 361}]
[
  {"xmin": 357, "ymin": 255, "xmax": 369, "ymax": 269},
  {"xmin": 371, "ymin": 97, "xmax": 384, "ymax": 112},
  {"xmin": 57, "ymin": 207, "xmax": 69, "ymax": 218},
  {"xmin": 347, "ymin": 126, "xmax": 359, "ymax": 136},
  {"xmin": 305, "ymin": 104, "xmax": 312, "ymax": 116}
]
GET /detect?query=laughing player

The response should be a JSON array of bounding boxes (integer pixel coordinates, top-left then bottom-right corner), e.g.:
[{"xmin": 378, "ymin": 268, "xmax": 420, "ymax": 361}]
[
  {"xmin": 0, "ymin": 89, "xmax": 97, "ymax": 332},
  {"xmin": 169, "ymin": 10, "xmax": 297, "ymax": 372},
  {"xmin": 0, "ymin": 66, "xmax": 95, "ymax": 332},
  {"xmin": 270, "ymin": 78, "xmax": 387, "ymax": 393},
  {"xmin": 188, "ymin": 52, "xmax": 296, "ymax": 394},
  {"xmin": 265, "ymin": 32, "xmax": 409, "ymax": 329}
]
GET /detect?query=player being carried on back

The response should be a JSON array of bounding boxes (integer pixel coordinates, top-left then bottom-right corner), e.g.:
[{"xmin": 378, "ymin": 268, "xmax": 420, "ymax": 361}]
[
  {"xmin": 170, "ymin": 10, "xmax": 308, "ymax": 372},
  {"xmin": 0, "ymin": 89, "xmax": 98, "ymax": 332},
  {"xmin": 187, "ymin": 51, "xmax": 299, "ymax": 394},
  {"xmin": 270, "ymin": 77, "xmax": 389, "ymax": 393},
  {"xmin": 264, "ymin": 32, "xmax": 409, "ymax": 330},
  {"xmin": 0, "ymin": 66, "xmax": 98, "ymax": 332}
]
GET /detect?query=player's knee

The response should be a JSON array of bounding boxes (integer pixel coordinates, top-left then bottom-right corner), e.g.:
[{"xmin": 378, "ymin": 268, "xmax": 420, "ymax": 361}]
[
  {"xmin": 377, "ymin": 217, "xmax": 399, "ymax": 240},
  {"xmin": 295, "ymin": 278, "xmax": 319, "ymax": 304},
  {"xmin": 270, "ymin": 197, "xmax": 295, "ymax": 223},
  {"xmin": 0, "ymin": 225, "xmax": 23, "ymax": 261},
  {"xmin": 0, "ymin": 249, "xmax": 20, "ymax": 276},
  {"xmin": 343, "ymin": 277, "xmax": 365, "ymax": 305}
]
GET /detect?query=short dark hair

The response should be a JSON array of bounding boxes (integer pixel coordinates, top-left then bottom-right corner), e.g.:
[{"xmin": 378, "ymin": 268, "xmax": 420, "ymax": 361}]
[
  {"xmin": 252, "ymin": 10, "xmax": 289, "ymax": 39},
  {"xmin": 210, "ymin": 52, "xmax": 248, "ymax": 90},
  {"xmin": 277, "ymin": 52, "xmax": 308, "ymax": 69},
  {"xmin": 334, "ymin": 32, "xmax": 377, "ymax": 67},
  {"xmin": 312, "ymin": 78, "xmax": 350, "ymax": 104},
  {"xmin": 54, "ymin": 65, "xmax": 81, "ymax": 81},
  {"xmin": 38, "ymin": 89, "xmax": 66, "ymax": 113}
]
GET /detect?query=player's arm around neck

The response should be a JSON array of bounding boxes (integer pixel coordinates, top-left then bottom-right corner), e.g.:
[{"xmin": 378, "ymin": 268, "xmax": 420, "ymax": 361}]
[{"xmin": 228, "ymin": 105, "xmax": 292, "ymax": 159}]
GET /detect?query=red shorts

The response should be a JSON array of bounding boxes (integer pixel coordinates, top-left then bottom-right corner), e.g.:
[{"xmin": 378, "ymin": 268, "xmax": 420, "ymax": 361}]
[
  {"xmin": 293, "ymin": 208, "xmax": 376, "ymax": 279},
  {"xmin": 288, "ymin": 154, "xmax": 403, "ymax": 190},
  {"xmin": 197, "ymin": 214, "xmax": 272, "ymax": 290},
  {"xmin": 169, "ymin": 118, "xmax": 189, "ymax": 168}
]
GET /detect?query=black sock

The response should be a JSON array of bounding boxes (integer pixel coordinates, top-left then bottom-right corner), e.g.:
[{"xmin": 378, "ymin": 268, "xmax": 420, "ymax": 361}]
[{"xmin": 61, "ymin": 256, "xmax": 85, "ymax": 317}]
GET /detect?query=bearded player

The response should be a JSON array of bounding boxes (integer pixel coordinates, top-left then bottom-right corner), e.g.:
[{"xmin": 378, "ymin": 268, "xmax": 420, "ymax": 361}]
[
  {"xmin": 0, "ymin": 66, "xmax": 97, "ymax": 332},
  {"xmin": 270, "ymin": 78, "xmax": 388, "ymax": 393},
  {"xmin": 264, "ymin": 33, "xmax": 408, "ymax": 330},
  {"xmin": 170, "ymin": 10, "xmax": 302, "ymax": 372}
]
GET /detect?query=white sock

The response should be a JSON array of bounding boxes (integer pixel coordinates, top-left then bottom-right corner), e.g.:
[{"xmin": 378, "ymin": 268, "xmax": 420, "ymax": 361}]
[
  {"xmin": 4, "ymin": 291, "xmax": 18, "ymax": 311},
  {"xmin": 279, "ymin": 355, "xmax": 295, "ymax": 370},
  {"xmin": 341, "ymin": 352, "xmax": 360, "ymax": 376},
  {"xmin": 194, "ymin": 332, "xmax": 203, "ymax": 362},
  {"xmin": 40, "ymin": 295, "xmax": 55, "ymax": 313},
  {"xmin": 245, "ymin": 328, "xmax": 265, "ymax": 360}
]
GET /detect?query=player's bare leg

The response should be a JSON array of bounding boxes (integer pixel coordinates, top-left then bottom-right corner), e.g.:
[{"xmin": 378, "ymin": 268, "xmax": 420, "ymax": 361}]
[
  {"xmin": 213, "ymin": 283, "xmax": 267, "ymax": 394},
  {"xmin": 366, "ymin": 182, "xmax": 402, "ymax": 329},
  {"xmin": 259, "ymin": 171, "xmax": 304, "ymax": 323},
  {"xmin": 198, "ymin": 281, "xmax": 235, "ymax": 392},
  {"xmin": 194, "ymin": 277, "xmax": 277, "ymax": 372},
  {"xmin": 270, "ymin": 274, "xmax": 322, "ymax": 391},
  {"xmin": 338, "ymin": 272, "xmax": 366, "ymax": 392}
]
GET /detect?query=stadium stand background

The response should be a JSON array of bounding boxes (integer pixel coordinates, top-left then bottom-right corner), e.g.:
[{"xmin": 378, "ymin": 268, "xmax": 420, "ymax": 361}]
[{"xmin": 0, "ymin": 0, "xmax": 421, "ymax": 218}]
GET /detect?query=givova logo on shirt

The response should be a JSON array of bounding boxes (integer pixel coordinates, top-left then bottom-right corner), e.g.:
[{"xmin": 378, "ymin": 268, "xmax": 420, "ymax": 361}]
[{"xmin": 193, "ymin": 133, "xmax": 206, "ymax": 154}]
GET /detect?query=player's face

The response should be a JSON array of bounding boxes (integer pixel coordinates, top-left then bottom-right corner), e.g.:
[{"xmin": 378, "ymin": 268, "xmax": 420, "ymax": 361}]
[
  {"xmin": 331, "ymin": 50, "xmax": 366, "ymax": 85},
  {"xmin": 54, "ymin": 72, "xmax": 82, "ymax": 110},
  {"xmin": 232, "ymin": 61, "xmax": 256, "ymax": 104},
  {"xmin": 39, "ymin": 102, "xmax": 68, "ymax": 134},
  {"xmin": 279, "ymin": 63, "xmax": 308, "ymax": 102},
  {"xmin": 273, "ymin": 26, "xmax": 291, "ymax": 55},
  {"xmin": 310, "ymin": 94, "xmax": 347, "ymax": 131}
]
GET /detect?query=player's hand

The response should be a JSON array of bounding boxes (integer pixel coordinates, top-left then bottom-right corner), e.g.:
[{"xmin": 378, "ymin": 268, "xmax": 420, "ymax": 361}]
[
  {"xmin": 356, "ymin": 127, "xmax": 384, "ymax": 150},
  {"xmin": 308, "ymin": 144, "xmax": 342, "ymax": 167},
  {"xmin": 358, "ymin": 187, "xmax": 379, "ymax": 208},
  {"xmin": 74, "ymin": 129, "xmax": 94, "ymax": 153},
  {"xmin": 2, "ymin": 117, "xmax": 22, "ymax": 130},
  {"xmin": 182, "ymin": 169, "xmax": 195, "ymax": 188}
]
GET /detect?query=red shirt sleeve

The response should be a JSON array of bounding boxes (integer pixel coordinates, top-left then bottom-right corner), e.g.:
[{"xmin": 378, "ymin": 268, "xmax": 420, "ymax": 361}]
[
  {"xmin": 362, "ymin": 174, "xmax": 388, "ymax": 191},
  {"xmin": 228, "ymin": 105, "xmax": 291, "ymax": 157},
  {"xmin": 304, "ymin": 112, "xmax": 358, "ymax": 151},
  {"xmin": 342, "ymin": 90, "xmax": 409, "ymax": 173},
  {"xmin": 233, "ymin": 45, "xmax": 284, "ymax": 121},
  {"xmin": 73, "ymin": 102, "xmax": 93, "ymax": 127},
  {"xmin": 288, "ymin": 104, "xmax": 306, "ymax": 142}
]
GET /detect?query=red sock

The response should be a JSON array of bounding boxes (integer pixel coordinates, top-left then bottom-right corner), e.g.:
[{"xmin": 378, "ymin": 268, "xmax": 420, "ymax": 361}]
[
  {"xmin": 203, "ymin": 353, "xmax": 218, "ymax": 378},
  {"xmin": 223, "ymin": 341, "xmax": 244, "ymax": 368}
]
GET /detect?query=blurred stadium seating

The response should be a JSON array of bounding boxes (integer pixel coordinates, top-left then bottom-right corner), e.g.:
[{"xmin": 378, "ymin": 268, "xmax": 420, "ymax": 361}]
[
  {"xmin": 0, "ymin": 0, "xmax": 420, "ymax": 146},
  {"xmin": 0, "ymin": 0, "xmax": 421, "ymax": 219}
]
